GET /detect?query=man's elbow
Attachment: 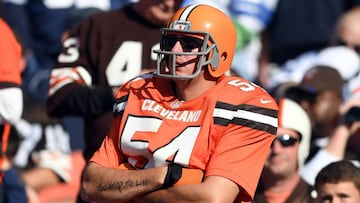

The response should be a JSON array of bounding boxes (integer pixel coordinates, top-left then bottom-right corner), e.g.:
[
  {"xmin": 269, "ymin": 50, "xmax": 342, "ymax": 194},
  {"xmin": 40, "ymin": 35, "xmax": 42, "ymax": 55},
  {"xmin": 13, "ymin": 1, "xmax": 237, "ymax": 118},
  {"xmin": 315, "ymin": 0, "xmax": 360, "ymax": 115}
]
[
  {"xmin": 80, "ymin": 163, "xmax": 104, "ymax": 202},
  {"xmin": 80, "ymin": 181, "xmax": 94, "ymax": 203},
  {"xmin": 80, "ymin": 171, "xmax": 102, "ymax": 203}
]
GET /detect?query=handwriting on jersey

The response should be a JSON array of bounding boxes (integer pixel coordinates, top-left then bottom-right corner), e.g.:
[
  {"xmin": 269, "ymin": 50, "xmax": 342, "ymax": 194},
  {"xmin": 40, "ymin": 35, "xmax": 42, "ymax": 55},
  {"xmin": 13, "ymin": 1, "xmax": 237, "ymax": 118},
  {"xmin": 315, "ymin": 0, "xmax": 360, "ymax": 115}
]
[{"xmin": 141, "ymin": 99, "xmax": 201, "ymax": 122}]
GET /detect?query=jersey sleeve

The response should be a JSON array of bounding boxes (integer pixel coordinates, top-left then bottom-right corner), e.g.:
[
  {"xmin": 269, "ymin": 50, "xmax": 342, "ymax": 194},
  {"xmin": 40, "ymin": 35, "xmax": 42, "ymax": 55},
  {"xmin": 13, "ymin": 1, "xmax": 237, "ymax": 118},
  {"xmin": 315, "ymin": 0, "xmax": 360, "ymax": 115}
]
[
  {"xmin": 0, "ymin": 19, "xmax": 23, "ymax": 124},
  {"xmin": 89, "ymin": 111, "xmax": 125, "ymax": 168},
  {"xmin": 0, "ymin": 18, "xmax": 22, "ymax": 87},
  {"xmin": 89, "ymin": 85, "xmax": 131, "ymax": 168},
  {"xmin": 206, "ymin": 93, "xmax": 278, "ymax": 201}
]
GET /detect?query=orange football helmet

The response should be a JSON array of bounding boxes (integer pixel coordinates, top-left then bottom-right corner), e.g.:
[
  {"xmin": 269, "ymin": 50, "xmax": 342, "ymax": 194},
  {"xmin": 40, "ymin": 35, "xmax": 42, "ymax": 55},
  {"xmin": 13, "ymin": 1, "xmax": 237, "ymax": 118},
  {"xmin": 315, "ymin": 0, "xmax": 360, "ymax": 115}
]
[{"xmin": 153, "ymin": 4, "xmax": 236, "ymax": 78}]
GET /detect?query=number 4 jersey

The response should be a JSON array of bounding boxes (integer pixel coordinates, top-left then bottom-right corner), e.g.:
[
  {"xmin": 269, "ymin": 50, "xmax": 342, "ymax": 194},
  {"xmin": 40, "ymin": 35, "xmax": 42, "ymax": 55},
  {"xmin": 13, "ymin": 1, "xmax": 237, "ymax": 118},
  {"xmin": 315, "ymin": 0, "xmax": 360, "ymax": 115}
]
[
  {"xmin": 91, "ymin": 74, "xmax": 278, "ymax": 200},
  {"xmin": 47, "ymin": 5, "xmax": 162, "ymax": 160}
]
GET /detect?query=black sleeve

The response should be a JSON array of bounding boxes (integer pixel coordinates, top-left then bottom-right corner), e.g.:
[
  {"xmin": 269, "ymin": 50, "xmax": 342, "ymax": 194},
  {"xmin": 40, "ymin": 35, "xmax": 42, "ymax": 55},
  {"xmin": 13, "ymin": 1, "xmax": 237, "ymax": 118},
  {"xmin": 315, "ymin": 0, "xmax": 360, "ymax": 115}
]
[{"xmin": 47, "ymin": 84, "xmax": 114, "ymax": 119}]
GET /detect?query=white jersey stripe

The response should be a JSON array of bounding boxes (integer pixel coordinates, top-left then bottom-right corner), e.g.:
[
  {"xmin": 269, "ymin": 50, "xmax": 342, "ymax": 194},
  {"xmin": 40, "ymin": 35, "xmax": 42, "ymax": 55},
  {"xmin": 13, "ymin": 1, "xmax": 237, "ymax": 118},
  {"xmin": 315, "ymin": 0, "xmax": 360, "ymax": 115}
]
[{"xmin": 213, "ymin": 108, "xmax": 278, "ymax": 128}]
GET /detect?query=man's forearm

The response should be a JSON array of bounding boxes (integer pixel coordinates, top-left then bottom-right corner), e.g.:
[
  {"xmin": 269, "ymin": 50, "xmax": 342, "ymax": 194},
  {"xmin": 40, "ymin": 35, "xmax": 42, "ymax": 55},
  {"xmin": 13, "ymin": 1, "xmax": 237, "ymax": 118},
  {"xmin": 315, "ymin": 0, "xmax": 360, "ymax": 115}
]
[
  {"xmin": 136, "ymin": 184, "xmax": 208, "ymax": 203},
  {"xmin": 47, "ymin": 85, "xmax": 114, "ymax": 118},
  {"xmin": 81, "ymin": 163, "xmax": 168, "ymax": 203},
  {"xmin": 136, "ymin": 176, "xmax": 239, "ymax": 203}
]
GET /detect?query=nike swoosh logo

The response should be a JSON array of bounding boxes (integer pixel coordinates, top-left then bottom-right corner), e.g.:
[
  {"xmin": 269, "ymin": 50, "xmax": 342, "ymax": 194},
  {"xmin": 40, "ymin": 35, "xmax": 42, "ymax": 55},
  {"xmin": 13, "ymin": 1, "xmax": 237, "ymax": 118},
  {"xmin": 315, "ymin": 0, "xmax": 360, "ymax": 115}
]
[{"xmin": 260, "ymin": 98, "xmax": 272, "ymax": 104}]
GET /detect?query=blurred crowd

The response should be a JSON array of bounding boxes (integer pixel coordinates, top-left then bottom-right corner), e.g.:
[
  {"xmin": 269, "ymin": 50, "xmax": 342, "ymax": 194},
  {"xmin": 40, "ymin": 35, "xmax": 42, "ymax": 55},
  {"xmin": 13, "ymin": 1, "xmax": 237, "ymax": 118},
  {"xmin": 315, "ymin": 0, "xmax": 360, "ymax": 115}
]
[{"xmin": 1, "ymin": 0, "xmax": 360, "ymax": 202}]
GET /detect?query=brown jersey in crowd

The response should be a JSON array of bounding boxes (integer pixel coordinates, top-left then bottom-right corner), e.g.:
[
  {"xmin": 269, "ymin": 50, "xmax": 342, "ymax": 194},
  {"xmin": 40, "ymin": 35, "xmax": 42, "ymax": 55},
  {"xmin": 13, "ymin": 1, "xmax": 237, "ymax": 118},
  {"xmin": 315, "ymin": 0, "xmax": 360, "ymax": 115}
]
[{"xmin": 47, "ymin": 5, "xmax": 162, "ymax": 160}]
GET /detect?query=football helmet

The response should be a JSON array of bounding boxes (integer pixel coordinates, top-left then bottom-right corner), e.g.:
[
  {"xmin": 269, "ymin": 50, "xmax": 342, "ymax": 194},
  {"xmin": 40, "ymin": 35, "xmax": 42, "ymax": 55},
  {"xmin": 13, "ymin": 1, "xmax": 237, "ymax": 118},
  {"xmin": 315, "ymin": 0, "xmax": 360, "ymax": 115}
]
[{"xmin": 153, "ymin": 4, "xmax": 236, "ymax": 79}]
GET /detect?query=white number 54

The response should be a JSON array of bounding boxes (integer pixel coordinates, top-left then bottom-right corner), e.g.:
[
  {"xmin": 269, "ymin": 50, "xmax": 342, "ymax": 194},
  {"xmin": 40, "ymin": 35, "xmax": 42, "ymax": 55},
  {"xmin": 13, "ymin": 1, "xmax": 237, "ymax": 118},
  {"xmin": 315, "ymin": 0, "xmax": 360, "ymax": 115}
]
[{"xmin": 120, "ymin": 115, "xmax": 200, "ymax": 168}]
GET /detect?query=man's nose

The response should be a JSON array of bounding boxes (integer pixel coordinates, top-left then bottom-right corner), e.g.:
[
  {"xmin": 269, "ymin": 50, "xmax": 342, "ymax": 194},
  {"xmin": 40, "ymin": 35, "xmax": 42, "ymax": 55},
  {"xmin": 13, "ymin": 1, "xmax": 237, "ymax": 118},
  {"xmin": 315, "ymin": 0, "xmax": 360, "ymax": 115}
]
[{"xmin": 171, "ymin": 41, "xmax": 183, "ymax": 52}]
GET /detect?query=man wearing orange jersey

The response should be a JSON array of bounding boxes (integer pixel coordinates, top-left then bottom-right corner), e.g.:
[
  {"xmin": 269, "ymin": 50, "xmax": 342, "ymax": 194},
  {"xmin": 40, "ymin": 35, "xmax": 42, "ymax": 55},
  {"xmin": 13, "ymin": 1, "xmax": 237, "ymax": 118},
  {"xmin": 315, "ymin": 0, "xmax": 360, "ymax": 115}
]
[
  {"xmin": 0, "ymin": 18, "xmax": 23, "ymax": 126},
  {"xmin": 0, "ymin": 17, "xmax": 27, "ymax": 203},
  {"xmin": 81, "ymin": 4, "xmax": 278, "ymax": 203}
]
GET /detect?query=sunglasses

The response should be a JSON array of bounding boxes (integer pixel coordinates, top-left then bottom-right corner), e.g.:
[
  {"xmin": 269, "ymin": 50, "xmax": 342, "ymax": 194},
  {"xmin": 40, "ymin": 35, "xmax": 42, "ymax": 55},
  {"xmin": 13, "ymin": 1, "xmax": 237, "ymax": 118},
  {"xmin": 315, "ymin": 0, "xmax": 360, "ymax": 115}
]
[
  {"xmin": 272, "ymin": 133, "xmax": 300, "ymax": 147},
  {"xmin": 162, "ymin": 35, "xmax": 204, "ymax": 52},
  {"xmin": 336, "ymin": 39, "xmax": 360, "ymax": 54}
]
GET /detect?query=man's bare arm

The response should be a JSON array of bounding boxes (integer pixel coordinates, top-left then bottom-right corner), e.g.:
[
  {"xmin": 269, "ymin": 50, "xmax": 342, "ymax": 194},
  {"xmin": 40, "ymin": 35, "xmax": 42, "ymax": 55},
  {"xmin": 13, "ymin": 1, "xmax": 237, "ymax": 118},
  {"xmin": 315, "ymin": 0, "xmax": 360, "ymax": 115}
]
[
  {"xmin": 81, "ymin": 162, "xmax": 168, "ymax": 203},
  {"xmin": 137, "ymin": 176, "xmax": 240, "ymax": 203}
]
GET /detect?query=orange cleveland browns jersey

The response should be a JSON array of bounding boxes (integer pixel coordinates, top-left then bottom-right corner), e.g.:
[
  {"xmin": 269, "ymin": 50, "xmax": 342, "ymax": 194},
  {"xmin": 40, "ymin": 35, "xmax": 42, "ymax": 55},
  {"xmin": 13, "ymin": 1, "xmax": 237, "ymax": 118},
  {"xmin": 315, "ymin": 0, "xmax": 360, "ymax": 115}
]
[
  {"xmin": 91, "ymin": 74, "xmax": 278, "ymax": 202},
  {"xmin": 0, "ymin": 18, "xmax": 22, "ymax": 87}
]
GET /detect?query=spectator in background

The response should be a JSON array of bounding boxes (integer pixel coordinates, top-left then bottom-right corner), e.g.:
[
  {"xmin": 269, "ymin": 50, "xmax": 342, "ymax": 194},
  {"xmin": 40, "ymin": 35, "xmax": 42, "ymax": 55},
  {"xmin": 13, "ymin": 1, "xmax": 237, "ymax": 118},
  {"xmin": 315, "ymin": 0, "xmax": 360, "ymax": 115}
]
[
  {"xmin": 1, "ymin": 8, "xmax": 68, "ymax": 202},
  {"xmin": 329, "ymin": 5, "xmax": 360, "ymax": 112},
  {"xmin": 269, "ymin": 27, "xmax": 360, "ymax": 186},
  {"xmin": 342, "ymin": 74, "xmax": 360, "ymax": 159},
  {"xmin": 258, "ymin": 0, "xmax": 360, "ymax": 89},
  {"xmin": 2, "ymin": 0, "xmax": 119, "ymax": 103},
  {"xmin": 284, "ymin": 66, "xmax": 345, "ymax": 161},
  {"xmin": 47, "ymin": 0, "xmax": 184, "ymax": 162},
  {"xmin": 0, "ymin": 17, "xmax": 27, "ymax": 203},
  {"xmin": 12, "ymin": 95, "xmax": 73, "ymax": 203},
  {"xmin": 268, "ymin": 45, "xmax": 360, "ymax": 91},
  {"xmin": 1, "ymin": 1, "xmax": 132, "ymax": 152},
  {"xmin": 267, "ymin": 5, "xmax": 360, "ymax": 91},
  {"xmin": 330, "ymin": 6, "xmax": 360, "ymax": 56},
  {"xmin": 61, "ymin": 7, "xmax": 103, "ymax": 43},
  {"xmin": 275, "ymin": 64, "xmax": 360, "ymax": 187},
  {"xmin": 8, "ymin": 7, "xmax": 104, "ymax": 203},
  {"xmin": 254, "ymin": 98, "xmax": 315, "ymax": 203},
  {"xmin": 298, "ymin": 78, "xmax": 360, "ymax": 186},
  {"xmin": 314, "ymin": 160, "xmax": 360, "ymax": 203}
]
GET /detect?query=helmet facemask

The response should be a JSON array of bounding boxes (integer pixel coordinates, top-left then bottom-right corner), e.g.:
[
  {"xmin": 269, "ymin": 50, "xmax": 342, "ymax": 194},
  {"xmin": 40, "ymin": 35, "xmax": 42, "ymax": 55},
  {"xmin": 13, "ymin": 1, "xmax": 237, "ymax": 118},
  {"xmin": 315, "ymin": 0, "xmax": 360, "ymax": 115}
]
[{"xmin": 153, "ymin": 20, "xmax": 220, "ymax": 79}]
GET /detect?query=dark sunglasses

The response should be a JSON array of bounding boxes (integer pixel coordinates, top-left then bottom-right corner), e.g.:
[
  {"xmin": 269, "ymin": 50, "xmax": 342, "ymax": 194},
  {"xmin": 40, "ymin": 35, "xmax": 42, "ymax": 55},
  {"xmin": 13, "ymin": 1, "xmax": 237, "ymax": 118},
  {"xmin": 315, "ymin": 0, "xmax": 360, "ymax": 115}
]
[
  {"xmin": 336, "ymin": 39, "xmax": 360, "ymax": 54},
  {"xmin": 162, "ymin": 35, "xmax": 204, "ymax": 52},
  {"xmin": 272, "ymin": 134, "xmax": 300, "ymax": 147}
]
